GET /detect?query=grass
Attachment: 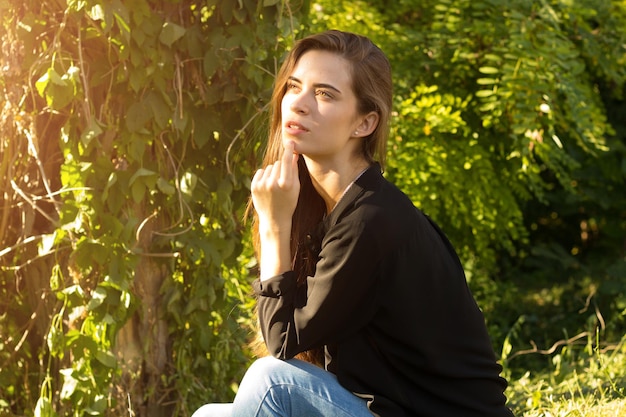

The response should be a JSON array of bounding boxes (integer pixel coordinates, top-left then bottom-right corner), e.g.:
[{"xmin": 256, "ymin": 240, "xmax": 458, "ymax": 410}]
[
  {"xmin": 506, "ymin": 334, "xmax": 626, "ymax": 417},
  {"xmin": 523, "ymin": 398, "xmax": 626, "ymax": 417}
]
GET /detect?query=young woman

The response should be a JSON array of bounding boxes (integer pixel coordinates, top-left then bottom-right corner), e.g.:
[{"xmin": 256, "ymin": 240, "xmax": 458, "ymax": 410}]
[{"xmin": 192, "ymin": 30, "xmax": 514, "ymax": 417}]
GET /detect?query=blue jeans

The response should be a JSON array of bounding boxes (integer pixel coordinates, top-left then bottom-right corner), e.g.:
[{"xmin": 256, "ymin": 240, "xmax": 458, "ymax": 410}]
[{"xmin": 191, "ymin": 356, "xmax": 373, "ymax": 417}]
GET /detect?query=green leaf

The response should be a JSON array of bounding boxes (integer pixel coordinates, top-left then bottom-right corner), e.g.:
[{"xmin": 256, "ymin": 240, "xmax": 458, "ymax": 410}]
[
  {"xmin": 483, "ymin": 54, "xmax": 502, "ymax": 62},
  {"xmin": 87, "ymin": 286, "xmax": 107, "ymax": 311},
  {"xmin": 50, "ymin": 264, "xmax": 62, "ymax": 291},
  {"xmin": 157, "ymin": 177, "xmax": 176, "ymax": 195},
  {"xmin": 87, "ymin": 4, "xmax": 105, "ymax": 21},
  {"xmin": 36, "ymin": 67, "xmax": 76, "ymax": 110},
  {"xmin": 102, "ymin": 172, "xmax": 117, "ymax": 202},
  {"xmin": 46, "ymin": 82, "xmax": 75, "ymax": 110},
  {"xmin": 131, "ymin": 180, "xmax": 145, "ymax": 203},
  {"xmin": 477, "ymin": 78, "xmax": 498, "ymax": 85},
  {"xmin": 112, "ymin": 0, "xmax": 131, "ymax": 43},
  {"xmin": 128, "ymin": 62, "xmax": 146, "ymax": 91},
  {"xmin": 129, "ymin": 168, "xmax": 157, "ymax": 186},
  {"xmin": 59, "ymin": 369, "xmax": 78, "ymax": 400},
  {"xmin": 203, "ymin": 49, "xmax": 219, "ymax": 78},
  {"xmin": 85, "ymin": 394, "xmax": 108, "ymax": 415},
  {"xmin": 126, "ymin": 102, "xmax": 151, "ymax": 132},
  {"xmin": 181, "ymin": 172, "xmax": 197, "ymax": 195},
  {"xmin": 95, "ymin": 350, "xmax": 117, "ymax": 368},
  {"xmin": 221, "ymin": 1, "xmax": 234, "ymax": 22},
  {"xmin": 159, "ymin": 22, "xmax": 186, "ymax": 47},
  {"xmin": 35, "ymin": 69, "xmax": 52, "ymax": 97},
  {"xmin": 146, "ymin": 91, "xmax": 171, "ymax": 129},
  {"xmin": 475, "ymin": 89, "xmax": 495, "ymax": 97},
  {"xmin": 74, "ymin": 238, "xmax": 109, "ymax": 268},
  {"xmin": 39, "ymin": 232, "xmax": 57, "ymax": 256},
  {"xmin": 47, "ymin": 323, "xmax": 64, "ymax": 357},
  {"xmin": 478, "ymin": 66, "xmax": 499, "ymax": 74},
  {"xmin": 34, "ymin": 397, "xmax": 56, "ymax": 417},
  {"xmin": 81, "ymin": 118, "xmax": 103, "ymax": 148},
  {"xmin": 129, "ymin": 134, "xmax": 147, "ymax": 160},
  {"xmin": 61, "ymin": 285, "xmax": 86, "ymax": 302},
  {"xmin": 173, "ymin": 111, "xmax": 189, "ymax": 132}
]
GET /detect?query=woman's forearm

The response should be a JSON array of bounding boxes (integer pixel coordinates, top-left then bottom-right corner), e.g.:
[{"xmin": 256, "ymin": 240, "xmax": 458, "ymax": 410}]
[{"xmin": 258, "ymin": 223, "xmax": 293, "ymax": 281}]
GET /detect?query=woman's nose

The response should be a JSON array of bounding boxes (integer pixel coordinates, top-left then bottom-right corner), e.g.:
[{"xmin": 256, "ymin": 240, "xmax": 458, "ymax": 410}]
[{"xmin": 289, "ymin": 91, "xmax": 310, "ymax": 114}]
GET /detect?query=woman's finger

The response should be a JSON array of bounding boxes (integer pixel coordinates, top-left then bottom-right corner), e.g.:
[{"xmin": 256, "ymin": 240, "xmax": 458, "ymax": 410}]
[
  {"xmin": 279, "ymin": 141, "xmax": 297, "ymax": 187},
  {"xmin": 252, "ymin": 164, "xmax": 274, "ymax": 191},
  {"xmin": 267, "ymin": 162, "xmax": 280, "ymax": 186},
  {"xmin": 251, "ymin": 168, "xmax": 264, "ymax": 189}
]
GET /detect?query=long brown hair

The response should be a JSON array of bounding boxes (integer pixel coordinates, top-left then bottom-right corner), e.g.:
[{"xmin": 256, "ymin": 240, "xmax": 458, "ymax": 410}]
[{"xmin": 249, "ymin": 30, "xmax": 393, "ymax": 365}]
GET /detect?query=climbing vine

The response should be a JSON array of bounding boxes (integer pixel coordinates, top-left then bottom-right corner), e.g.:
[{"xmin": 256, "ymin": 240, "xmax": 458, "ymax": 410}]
[{"xmin": 1, "ymin": 0, "xmax": 309, "ymax": 415}]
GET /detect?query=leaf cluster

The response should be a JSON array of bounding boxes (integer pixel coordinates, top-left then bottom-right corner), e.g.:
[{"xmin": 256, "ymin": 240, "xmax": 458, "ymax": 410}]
[
  {"xmin": 309, "ymin": 0, "xmax": 626, "ymax": 384},
  {"xmin": 1, "ymin": 0, "xmax": 309, "ymax": 415}
]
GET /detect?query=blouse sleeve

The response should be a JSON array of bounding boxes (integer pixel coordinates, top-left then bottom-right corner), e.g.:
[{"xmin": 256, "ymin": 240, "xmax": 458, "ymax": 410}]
[{"xmin": 253, "ymin": 212, "xmax": 386, "ymax": 360}]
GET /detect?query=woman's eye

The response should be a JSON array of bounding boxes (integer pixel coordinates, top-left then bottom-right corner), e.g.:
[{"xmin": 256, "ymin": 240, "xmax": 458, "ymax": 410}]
[
  {"xmin": 316, "ymin": 89, "xmax": 332, "ymax": 99},
  {"xmin": 286, "ymin": 83, "xmax": 300, "ymax": 91}
]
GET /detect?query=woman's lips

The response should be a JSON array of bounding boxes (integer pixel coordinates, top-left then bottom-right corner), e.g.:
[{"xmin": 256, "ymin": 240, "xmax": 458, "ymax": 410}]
[{"xmin": 284, "ymin": 121, "xmax": 309, "ymax": 135}]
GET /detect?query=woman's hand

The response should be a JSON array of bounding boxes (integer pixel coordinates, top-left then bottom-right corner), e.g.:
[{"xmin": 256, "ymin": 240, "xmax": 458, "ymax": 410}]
[
  {"xmin": 251, "ymin": 141, "xmax": 300, "ymax": 280},
  {"xmin": 251, "ymin": 141, "xmax": 300, "ymax": 231}
]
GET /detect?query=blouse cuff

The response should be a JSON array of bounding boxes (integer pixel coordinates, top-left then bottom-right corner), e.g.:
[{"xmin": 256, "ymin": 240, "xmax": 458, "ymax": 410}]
[{"xmin": 252, "ymin": 271, "xmax": 297, "ymax": 298}]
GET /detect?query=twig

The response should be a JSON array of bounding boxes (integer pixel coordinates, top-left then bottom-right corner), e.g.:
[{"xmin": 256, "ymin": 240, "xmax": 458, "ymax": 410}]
[
  {"xmin": 76, "ymin": 19, "xmax": 93, "ymax": 126},
  {"xmin": 10, "ymin": 179, "xmax": 58, "ymax": 225},
  {"xmin": 506, "ymin": 331, "xmax": 590, "ymax": 360},
  {"xmin": 225, "ymin": 102, "xmax": 269, "ymax": 176},
  {"xmin": 127, "ymin": 393, "xmax": 135, "ymax": 417},
  {"xmin": 155, "ymin": 133, "xmax": 194, "ymax": 236},
  {"xmin": 0, "ymin": 234, "xmax": 43, "ymax": 259},
  {"xmin": 174, "ymin": 53, "xmax": 184, "ymax": 120},
  {"xmin": 1, "ymin": 246, "xmax": 70, "ymax": 271}
]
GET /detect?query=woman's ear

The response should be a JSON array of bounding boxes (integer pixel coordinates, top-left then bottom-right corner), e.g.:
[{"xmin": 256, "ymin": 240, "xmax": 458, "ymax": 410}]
[{"xmin": 354, "ymin": 111, "xmax": 380, "ymax": 137}]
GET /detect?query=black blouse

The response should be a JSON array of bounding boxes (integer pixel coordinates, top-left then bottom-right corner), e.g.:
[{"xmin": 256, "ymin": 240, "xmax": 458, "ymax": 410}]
[{"xmin": 253, "ymin": 165, "xmax": 514, "ymax": 417}]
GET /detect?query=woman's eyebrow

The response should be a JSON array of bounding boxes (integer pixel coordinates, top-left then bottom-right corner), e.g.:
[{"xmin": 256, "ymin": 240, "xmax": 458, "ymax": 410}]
[{"xmin": 288, "ymin": 76, "xmax": 342, "ymax": 95}]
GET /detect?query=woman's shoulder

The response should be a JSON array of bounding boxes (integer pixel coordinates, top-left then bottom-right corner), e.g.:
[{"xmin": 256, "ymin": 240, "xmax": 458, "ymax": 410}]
[
  {"xmin": 336, "ymin": 172, "xmax": 421, "ymax": 240},
  {"xmin": 325, "ymin": 164, "xmax": 424, "ymax": 235},
  {"xmin": 355, "ymin": 169, "xmax": 419, "ymax": 219}
]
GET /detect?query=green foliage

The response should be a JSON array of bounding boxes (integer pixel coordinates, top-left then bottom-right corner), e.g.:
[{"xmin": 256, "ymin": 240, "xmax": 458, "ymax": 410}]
[
  {"xmin": 310, "ymin": 0, "xmax": 626, "ymax": 396},
  {"xmin": 1, "ymin": 0, "xmax": 309, "ymax": 415},
  {"xmin": 311, "ymin": 0, "xmax": 626, "ymax": 274}
]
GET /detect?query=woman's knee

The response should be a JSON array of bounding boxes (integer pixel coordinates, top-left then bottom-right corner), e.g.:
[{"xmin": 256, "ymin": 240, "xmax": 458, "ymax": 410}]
[{"xmin": 241, "ymin": 356, "xmax": 292, "ymax": 385}]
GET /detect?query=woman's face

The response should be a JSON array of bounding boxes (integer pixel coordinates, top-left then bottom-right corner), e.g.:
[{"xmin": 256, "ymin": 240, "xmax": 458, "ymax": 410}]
[{"xmin": 280, "ymin": 50, "xmax": 364, "ymax": 164}]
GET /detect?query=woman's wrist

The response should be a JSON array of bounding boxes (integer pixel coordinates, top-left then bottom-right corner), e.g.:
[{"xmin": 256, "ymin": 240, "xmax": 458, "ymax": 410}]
[
  {"xmin": 258, "ymin": 219, "xmax": 292, "ymax": 237},
  {"xmin": 258, "ymin": 220, "xmax": 293, "ymax": 281}
]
